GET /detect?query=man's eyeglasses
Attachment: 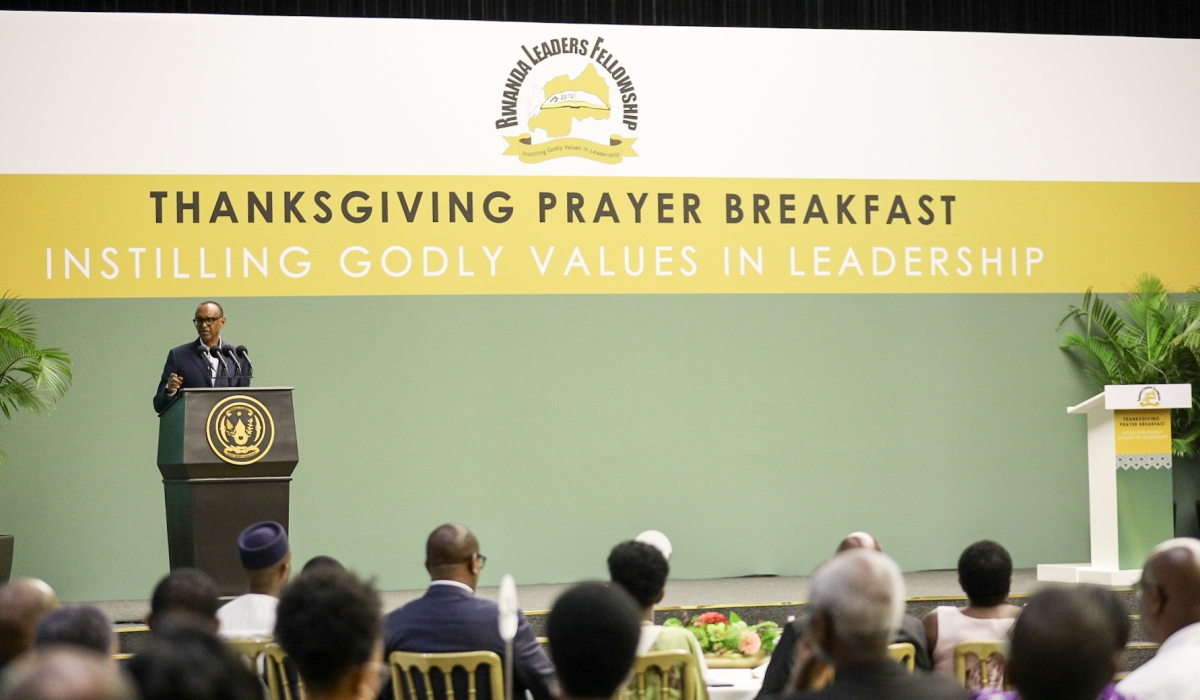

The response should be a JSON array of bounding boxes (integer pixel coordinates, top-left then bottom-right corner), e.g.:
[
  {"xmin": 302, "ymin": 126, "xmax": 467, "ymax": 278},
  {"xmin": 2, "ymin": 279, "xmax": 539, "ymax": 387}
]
[
  {"xmin": 193, "ymin": 317, "xmax": 223, "ymax": 326},
  {"xmin": 473, "ymin": 553, "xmax": 487, "ymax": 570}
]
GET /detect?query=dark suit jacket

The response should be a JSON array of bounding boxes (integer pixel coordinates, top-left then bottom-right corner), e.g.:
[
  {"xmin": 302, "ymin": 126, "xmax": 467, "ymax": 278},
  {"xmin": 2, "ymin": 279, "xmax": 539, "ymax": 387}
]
[
  {"xmin": 153, "ymin": 339, "xmax": 250, "ymax": 413},
  {"xmin": 773, "ymin": 660, "xmax": 967, "ymax": 700},
  {"xmin": 379, "ymin": 583, "xmax": 556, "ymax": 700},
  {"xmin": 756, "ymin": 614, "xmax": 932, "ymax": 698}
]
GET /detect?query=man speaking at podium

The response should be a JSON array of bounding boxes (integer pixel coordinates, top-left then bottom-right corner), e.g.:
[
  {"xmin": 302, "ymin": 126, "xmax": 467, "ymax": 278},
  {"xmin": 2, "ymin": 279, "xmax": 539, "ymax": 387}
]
[{"xmin": 153, "ymin": 301, "xmax": 251, "ymax": 413}]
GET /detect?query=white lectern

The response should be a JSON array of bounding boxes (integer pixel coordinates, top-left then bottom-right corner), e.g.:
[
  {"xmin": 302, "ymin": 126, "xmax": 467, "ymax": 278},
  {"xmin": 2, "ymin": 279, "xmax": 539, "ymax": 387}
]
[{"xmin": 1038, "ymin": 384, "xmax": 1190, "ymax": 586}]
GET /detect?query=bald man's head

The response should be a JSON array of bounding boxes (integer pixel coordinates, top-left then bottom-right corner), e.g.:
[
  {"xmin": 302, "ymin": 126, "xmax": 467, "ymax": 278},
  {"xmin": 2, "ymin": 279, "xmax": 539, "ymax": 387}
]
[
  {"xmin": 808, "ymin": 549, "xmax": 906, "ymax": 667},
  {"xmin": 0, "ymin": 647, "xmax": 134, "ymax": 700},
  {"xmin": 0, "ymin": 580, "xmax": 58, "ymax": 615},
  {"xmin": 424, "ymin": 524, "xmax": 482, "ymax": 589},
  {"xmin": 1139, "ymin": 538, "xmax": 1200, "ymax": 644},
  {"xmin": 836, "ymin": 532, "xmax": 882, "ymax": 554},
  {"xmin": 0, "ymin": 579, "xmax": 60, "ymax": 665}
]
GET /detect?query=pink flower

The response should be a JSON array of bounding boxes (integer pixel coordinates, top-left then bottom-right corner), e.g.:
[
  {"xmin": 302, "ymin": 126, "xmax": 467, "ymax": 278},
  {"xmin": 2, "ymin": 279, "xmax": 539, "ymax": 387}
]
[
  {"xmin": 738, "ymin": 631, "xmax": 762, "ymax": 655},
  {"xmin": 695, "ymin": 612, "xmax": 728, "ymax": 626}
]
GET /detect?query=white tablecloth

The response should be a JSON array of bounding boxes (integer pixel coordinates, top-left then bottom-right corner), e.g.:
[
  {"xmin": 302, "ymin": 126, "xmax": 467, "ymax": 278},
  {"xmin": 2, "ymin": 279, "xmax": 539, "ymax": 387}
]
[{"xmin": 705, "ymin": 668, "xmax": 764, "ymax": 700}]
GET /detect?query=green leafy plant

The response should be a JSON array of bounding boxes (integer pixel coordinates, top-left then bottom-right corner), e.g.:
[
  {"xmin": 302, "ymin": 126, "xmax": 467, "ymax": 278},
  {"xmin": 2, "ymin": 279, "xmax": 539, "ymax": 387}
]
[
  {"xmin": 1058, "ymin": 274, "xmax": 1200, "ymax": 456},
  {"xmin": 0, "ymin": 293, "xmax": 72, "ymax": 464}
]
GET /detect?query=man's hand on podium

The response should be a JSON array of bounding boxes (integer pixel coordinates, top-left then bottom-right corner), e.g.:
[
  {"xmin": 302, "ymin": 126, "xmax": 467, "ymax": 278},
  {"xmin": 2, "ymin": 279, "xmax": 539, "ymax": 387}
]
[{"xmin": 166, "ymin": 373, "xmax": 183, "ymax": 395}]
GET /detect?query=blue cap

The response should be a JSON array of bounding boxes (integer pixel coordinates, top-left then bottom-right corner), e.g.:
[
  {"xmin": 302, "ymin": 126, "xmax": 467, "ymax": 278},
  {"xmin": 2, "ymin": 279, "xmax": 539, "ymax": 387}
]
[{"xmin": 237, "ymin": 521, "xmax": 289, "ymax": 570}]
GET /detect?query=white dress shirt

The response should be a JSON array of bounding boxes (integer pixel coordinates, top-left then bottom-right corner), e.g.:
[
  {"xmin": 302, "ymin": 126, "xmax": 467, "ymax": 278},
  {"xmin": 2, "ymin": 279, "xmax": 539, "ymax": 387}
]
[
  {"xmin": 216, "ymin": 593, "xmax": 278, "ymax": 638},
  {"xmin": 1117, "ymin": 620, "xmax": 1200, "ymax": 700},
  {"xmin": 637, "ymin": 621, "xmax": 663, "ymax": 654},
  {"xmin": 200, "ymin": 339, "xmax": 221, "ymax": 385},
  {"xmin": 429, "ymin": 580, "xmax": 474, "ymax": 594}
]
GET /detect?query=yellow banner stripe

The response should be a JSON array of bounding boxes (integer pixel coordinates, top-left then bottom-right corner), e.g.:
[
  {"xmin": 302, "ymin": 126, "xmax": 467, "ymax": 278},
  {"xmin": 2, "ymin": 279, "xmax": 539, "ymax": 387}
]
[{"xmin": 2, "ymin": 175, "xmax": 1198, "ymax": 298}]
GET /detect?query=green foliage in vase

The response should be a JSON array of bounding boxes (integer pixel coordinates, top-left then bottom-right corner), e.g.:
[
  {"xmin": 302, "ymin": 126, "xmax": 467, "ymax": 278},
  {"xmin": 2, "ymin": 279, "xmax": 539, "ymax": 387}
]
[
  {"xmin": 1058, "ymin": 274, "xmax": 1200, "ymax": 456},
  {"xmin": 0, "ymin": 293, "xmax": 72, "ymax": 465},
  {"xmin": 665, "ymin": 611, "xmax": 781, "ymax": 656}
]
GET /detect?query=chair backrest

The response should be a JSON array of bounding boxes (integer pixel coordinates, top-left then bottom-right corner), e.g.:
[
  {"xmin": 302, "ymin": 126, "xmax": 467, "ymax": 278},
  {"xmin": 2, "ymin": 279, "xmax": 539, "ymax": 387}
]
[
  {"xmin": 264, "ymin": 643, "xmax": 303, "ymax": 700},
  {"xmin": 953, "ymin": 640, "xmax": 1008, "ymax": 691},
  {"xmin": 887, "ymin": 642, "xmax": 916, "ymax": 672},
  {"xmin": 226, "ymin": 637, "xmax": 273, "ymax": 661},
  {"xmin": 225, "ymin": 638, "xmax": 303, "ymax": 700},
  {"xmin": 628, "ymin": 651, "xmax": 696, "ymax": 700},
  {"xmin": 389, "ymin": 650, "xmax": 505, "ymax": 700}
]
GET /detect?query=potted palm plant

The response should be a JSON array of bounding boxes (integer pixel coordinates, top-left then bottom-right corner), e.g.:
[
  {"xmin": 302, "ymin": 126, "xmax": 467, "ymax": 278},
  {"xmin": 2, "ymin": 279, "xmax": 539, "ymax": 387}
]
[
  {"xmin": 1059, "ymin": 275, "xmax": 1200, "ymax": 535},
  {"xmin": 0, "ymin": 293, "xmax": 72, "ymax": 583},
  {"xmin": 1058, "ymin": 274, "xmax": 1200, "ymax": 455}
]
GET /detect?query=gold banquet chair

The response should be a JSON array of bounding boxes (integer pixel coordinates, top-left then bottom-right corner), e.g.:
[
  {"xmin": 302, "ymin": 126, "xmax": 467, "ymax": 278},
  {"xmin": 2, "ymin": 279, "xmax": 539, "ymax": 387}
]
[
  {"xmin": 226, "ymin": 636, "xmax": 273, "ymax": 661},
  {"xmin": 887, "ymin": 642, "xmax": 916, "ymax": 672},
  {"xmin": 390, "ymin": 650, "xmax": 505, "ymax": 700},
  {"xmin": 626, "ymin": 651, "xmax": 697, "ymax": 700},
  {"xmin": 953, "ymin": 640, "xmax": 1008, "ymax": 691},
  {"xmin": 226, "ymin": 639, "xmax": 305, "ymax": 700}
]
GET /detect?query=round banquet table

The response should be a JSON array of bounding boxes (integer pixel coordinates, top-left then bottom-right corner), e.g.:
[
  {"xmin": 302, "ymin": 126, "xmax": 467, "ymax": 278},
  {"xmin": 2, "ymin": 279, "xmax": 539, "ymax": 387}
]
[{"xmin": 705, "ymin": 667, "xmax": 765, "ymax": 700}]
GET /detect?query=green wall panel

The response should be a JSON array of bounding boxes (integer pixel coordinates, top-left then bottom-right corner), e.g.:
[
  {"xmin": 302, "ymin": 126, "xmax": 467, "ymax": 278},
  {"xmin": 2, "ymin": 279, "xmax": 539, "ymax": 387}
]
[{"xmin": 0, "ymin": 294, "xmax": 1097, "ymax": 602}]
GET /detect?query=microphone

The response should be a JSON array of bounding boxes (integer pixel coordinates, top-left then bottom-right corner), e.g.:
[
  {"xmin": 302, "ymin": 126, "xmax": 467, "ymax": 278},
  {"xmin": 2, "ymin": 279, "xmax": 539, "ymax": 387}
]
[
  {"xmin": 208, "ymin": 346, "xmax": 229, "ymax": 380},
  {"xmin": 220, "ymin": 346, "xmax": 243, "ymax": 378},
  {"xmin": 236, "ymin": 345, "xmax": 254, "ymax": 379},
  {"xmin": 194, "ymin": 344, "xmax": 213, "ymax": 387}
]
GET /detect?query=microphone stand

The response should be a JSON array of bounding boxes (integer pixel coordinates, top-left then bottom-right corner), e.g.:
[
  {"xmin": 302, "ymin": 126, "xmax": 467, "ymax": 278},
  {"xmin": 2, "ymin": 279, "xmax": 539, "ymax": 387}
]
[
  {"xmin": 505, "ymin": 638, "xmax": 513, "ymax": 700},
  {"xmin": 222, "ymin": 347, "xmax": 243, "ymax": 382},
  {"xmin": 498, "ymin": 575, "xmax": 518, "ymax": 700},
  {"xmin": 236, "ymin": 346, "xmax": 254, "ymax": 382},
  {"xmin": 209, "ymin": 347, "xmax": 229, "ymax": 384}
]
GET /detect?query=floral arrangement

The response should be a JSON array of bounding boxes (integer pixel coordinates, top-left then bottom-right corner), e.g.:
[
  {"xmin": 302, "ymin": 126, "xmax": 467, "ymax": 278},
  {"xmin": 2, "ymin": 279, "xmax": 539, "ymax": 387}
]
[{"xmin": 664, "ymin": 611, "xmax": 781, "ymax": 658}]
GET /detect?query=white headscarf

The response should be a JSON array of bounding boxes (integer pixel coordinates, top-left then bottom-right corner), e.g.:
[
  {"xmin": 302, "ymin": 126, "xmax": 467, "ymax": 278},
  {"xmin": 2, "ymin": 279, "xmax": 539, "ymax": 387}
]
[{"xmin": 635, "ymin": 530, "xmax": 673, "ymax": 561}]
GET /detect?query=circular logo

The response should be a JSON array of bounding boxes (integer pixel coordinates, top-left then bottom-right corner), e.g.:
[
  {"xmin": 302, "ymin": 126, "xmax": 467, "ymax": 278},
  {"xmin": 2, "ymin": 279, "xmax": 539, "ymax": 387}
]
[
  {"xmin": 206, "ymin": 395, "xmax": 275, "ymax": 465},
  {"xmin": 495, "ymin": 36, "xmax": 640, "ymax": 165}
]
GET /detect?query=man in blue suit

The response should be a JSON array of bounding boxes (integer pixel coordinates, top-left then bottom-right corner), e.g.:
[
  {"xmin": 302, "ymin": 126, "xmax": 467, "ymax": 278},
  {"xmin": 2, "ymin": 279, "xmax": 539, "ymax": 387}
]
[
  {"xmin": 380, "ymin": 524, "xmax": 557, "ymax": 700},
  {"xmin": 152, "ymin": 301, "xmax": 250, "ymax": 413}
]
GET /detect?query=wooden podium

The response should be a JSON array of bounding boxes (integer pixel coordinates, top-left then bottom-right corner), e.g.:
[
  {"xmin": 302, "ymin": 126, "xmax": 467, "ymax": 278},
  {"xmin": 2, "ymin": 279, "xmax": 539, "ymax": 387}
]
[{"xmin": 157, "ymin": 387, "xmax": 298, "ymax": 595}]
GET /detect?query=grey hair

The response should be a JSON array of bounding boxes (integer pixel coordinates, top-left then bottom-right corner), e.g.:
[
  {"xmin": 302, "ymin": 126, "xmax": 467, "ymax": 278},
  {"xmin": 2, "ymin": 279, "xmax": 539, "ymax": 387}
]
[
  {"xmin": 1152, "ymin": 537, "xmax": 1200, "ymax": 558},
  {"xmin": 809, "ymin": 549, "xmax": 906, "ymax": 642}
]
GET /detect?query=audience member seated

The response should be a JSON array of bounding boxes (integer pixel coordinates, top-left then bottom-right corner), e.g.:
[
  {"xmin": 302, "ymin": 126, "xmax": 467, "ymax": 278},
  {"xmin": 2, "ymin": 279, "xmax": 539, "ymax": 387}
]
[
  {"xmin": 1115, "ymin": 537, "xmax": 1200, "ymax": 700},
  {"xmin": 924, "ymin": 540, "xmax": 1020, "ymax": 682},
  {"xmin": 0, "ymin": 647, "xmax": 134, "ymax": 700},
  {"xmin": 607, "ymin": 540, "xmax": 708, "ymax": 700},
  {"xmin": 275, "ymin": 568, "xmax": 383, "ymax": 700},
  {"xmin": 547, "ymin": 582, "xmax": 641, "ymax": 700},
  {"xmin": 757, "ymin": 533, "xmax": 931, "ymax": 699},
  {"xmin": 776, "ymin": 549, "xmax": 966, "ymax": 700},
  {"xmin": 0, "ymin": 579, "xmax": 59, "ymax": 674},
  {"xmin": 146, "ymin": 568, "xmax": 221, "ymax": 633},
  {"xmin": 300, "ymin": 556, "xmax": 346, "ymax": 576},
  {"xmin": 973, "ymin": 585, "xmax": 1126, "ymax": 700},
  {"xmin": 217, "ymin": 521, "xmax": 291, "ymax": 638},
  {"xmin": 379, "ymin": 523, "xmax": 557, "ymax": 700},
  {"xmin": 1069, "ymin": 584, "xmax": 1135, "ymax": 700},
  {"xmin": 33, "ymin": 605, "xmax": 115, "ymax": 659},
  {"xmin": 125, "ymin": 616, "xmax": 262, "ymax": 700}
]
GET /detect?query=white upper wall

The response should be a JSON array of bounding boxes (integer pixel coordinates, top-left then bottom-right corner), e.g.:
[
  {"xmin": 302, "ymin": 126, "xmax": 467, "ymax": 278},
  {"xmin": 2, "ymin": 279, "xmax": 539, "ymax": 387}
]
[{"xmin": 1, "ymin": 11, "xmax": 1197, "ymax": 180}]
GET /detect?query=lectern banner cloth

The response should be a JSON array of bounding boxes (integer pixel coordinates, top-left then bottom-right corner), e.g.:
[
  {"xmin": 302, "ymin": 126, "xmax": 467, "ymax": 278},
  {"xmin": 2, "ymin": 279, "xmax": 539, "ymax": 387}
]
[
  {"xmin": 1114, "ymin": 409, "xmax": 1176, "ymax": 570},
  {"xmin": 1115, "ymin": 410, "xmax": 1173, "ymax": 467},
  {"xmin": 1116, "ymin": 468, "xmax": 1174, "ymax": 570}
]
